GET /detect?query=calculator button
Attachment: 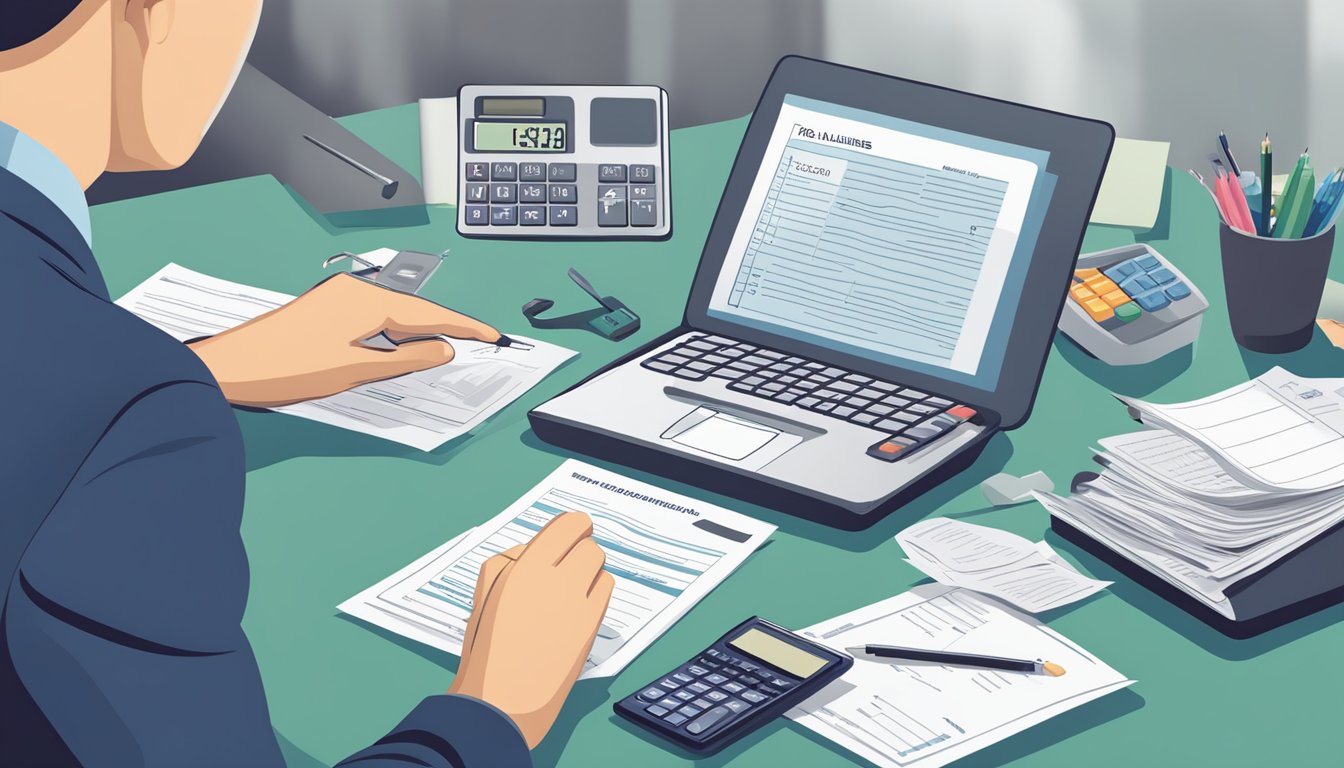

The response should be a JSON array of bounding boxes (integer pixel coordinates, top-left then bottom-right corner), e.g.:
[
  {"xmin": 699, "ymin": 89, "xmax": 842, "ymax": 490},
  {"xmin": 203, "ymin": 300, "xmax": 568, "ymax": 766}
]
[
  {"xmin": 687, "ymin": 682, "xmax": 711, "ymax": 695},
  {"xmin": 631, "ymin": 199, "xmax": 657, "ymax": 227},
  {"xmin": 464, "ymin": 183, "xmax": 488, "ymax": 203},
  {"xmin": 489, "ymin": 206, "xmax": 517, "ymax": 225},
  {"xmin": 489, "ymin": 183, "xmax": 517, "ymax": 203},
  {"xmin": 697, "ymin": 657, "xmax": 722, "ymax": 668},
  {"xmin": 598, "ymin": 163, "xmax": 628, "ymax": 183},
  {"xmin": 547, "ymin": 162, "xmax": 577, "ymax": 182},
  {"xmin": 658, "ymin": 678, "xmax": 680, "ymax": 690},
  {"xmin": 693, "ymin": 698, "xmax": 712, "ymax": 710},
  {"xmin": 464, "ymin": 162, "xmax": 489, "ymax": 181},
  {"xmin": 519, "ymin": 183, "xmax": 547, "ymax": 202},
  {"xmin": 704, "ymin": 673, "xmax": 728, "ymax": 685},
  {"xmin": 548, "ymin": 205, "xmax": 577, "ymax": 226},
  {"xmin": 722, "ymin": 681, "xmax": 745, "ymax": 694},
  {"xmin": 705, "ymin": 690, "xmax": 728, "ymax": 702},
  {"xmin": 768, "ymin": 678, "xmax": 793, "ymax": 689},
  {"xmin": 719, "ymin": 666, "xmax": 741, "ymax": 677},
  {"xmin": 638, "ymin": 687, "xmax": 665, "ymax": 702},
  {"xmin": 464, "ymin": 205, "xmax": 489, "ymax": 226},
  {"xmin": 490, "ymin": 162, "xmax": 517, "ymax": 181},
  {"xmin": 676, "ymin": 705, "xmax": 702, "ymax": 718},
  {"xmin": 630, "ymin": 184, "xmax": 656, "ymax": 200},
  {"xmin": 673, "ymin": 690, "xmax": 695, "ymax": 702},
  {"xmin": 672, "ymin": 672, "xmax": 693, "ymax": 684},
  {"xmin": 738, "ymin": 675, "xmax": 760, "ymax": 686},
  {"xmin": 549, "ymin": 184, "xmax": 578, "ymax": 203},
  {"xmin": 687, "ymin": 665, "xmax": 709, "ymax": 676},
  {"xmin": 722, "ymin": 699, "xmax": 750, "ymax": 715},
  {"xmin": 519, "ymin": 205, "xmax": 546, "ymax": 226},
  {"xmin": 598, "ymin": 200, "xmax": 628, "ymax": 227},
  {"xmin": 740, "ymin": 690, "xmax": 767, "ymax": 704},
  {"xmin": 737, "ymin": 662, "xmax": 759, "ymax": 673},
  {"xmin": 518, "ymin": 162, "xmax": 547, "ymax": 182},
  {"xmin": 631, "ymin": 164, "xmax": 656, "ymax": 183},
  {"xmin": 685, "ymin": 706, "xmax": 730, "ymax": 735},
  {"xmin": 664, "ymin": 712, "xmax": 688, "ymax": 726},
  {"xmin": 756, "ymin": 685, "xmax": 783, "ymax": 697},
  {"xmin": 657, "ymin": 697, "xmax": 679, "ymax": 710},
  {"xmin": 645, "ymin": 705, "xmax": 670, "ymax": 717}
]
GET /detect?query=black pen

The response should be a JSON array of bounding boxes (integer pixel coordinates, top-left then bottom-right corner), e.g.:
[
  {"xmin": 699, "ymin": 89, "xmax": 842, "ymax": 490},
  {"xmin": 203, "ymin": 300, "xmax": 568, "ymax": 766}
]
[
  {"xmin": 846, "ymin": 644, "xmax": 1066, "ymax": 676},
  {"xmin": 495, "ymin": 334, "xmax": 534, "ymax": 351}
]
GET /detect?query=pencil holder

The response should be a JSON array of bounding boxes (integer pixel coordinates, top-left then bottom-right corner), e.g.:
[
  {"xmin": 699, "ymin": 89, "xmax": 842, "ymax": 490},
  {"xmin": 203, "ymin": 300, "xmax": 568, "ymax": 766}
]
[{"xmin": 1219, "ymin": 223, "xmax": 1335, "ymax": 353}]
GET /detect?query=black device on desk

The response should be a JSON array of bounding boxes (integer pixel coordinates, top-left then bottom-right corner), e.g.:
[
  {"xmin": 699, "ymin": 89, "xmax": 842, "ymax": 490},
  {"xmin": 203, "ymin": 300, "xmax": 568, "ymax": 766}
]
[
  {"xmin": 531, "ymin": 55, "xmax": 1114, "ymax": 529},
  {"xmin": 614, "ymin": 617, "xmax": 851, "ymax": 755}
]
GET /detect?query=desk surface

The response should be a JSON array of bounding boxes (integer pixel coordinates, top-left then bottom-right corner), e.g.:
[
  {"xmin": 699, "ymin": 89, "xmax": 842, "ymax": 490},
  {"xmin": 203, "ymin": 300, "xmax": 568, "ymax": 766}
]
[{"xmin": 90, "ymin": 105, "xmax": 1344, "ymax": 767}]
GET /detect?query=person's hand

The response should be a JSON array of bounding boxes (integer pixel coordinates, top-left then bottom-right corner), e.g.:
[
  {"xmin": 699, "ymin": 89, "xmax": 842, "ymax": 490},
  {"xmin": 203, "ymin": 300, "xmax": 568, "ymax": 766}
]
[
  {"xmin": 187, "ymin": 274, "xmax": 499, "ymax": 406},
  {"xmin": 449, "ymin": 512, "xmax": 615, "ymax": 748}
]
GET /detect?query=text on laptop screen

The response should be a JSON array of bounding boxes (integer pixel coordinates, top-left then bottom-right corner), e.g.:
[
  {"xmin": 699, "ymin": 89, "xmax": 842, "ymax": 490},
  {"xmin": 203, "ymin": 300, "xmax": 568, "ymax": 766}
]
[{"xmin": 707, "ymin": 95, "xmax": 1055, "ymax": 391}]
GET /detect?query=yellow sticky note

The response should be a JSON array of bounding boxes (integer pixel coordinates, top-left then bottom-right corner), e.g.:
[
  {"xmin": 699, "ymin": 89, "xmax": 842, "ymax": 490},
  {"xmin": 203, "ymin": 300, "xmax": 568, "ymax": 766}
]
[{"xmin": 1090, "ymin": 138, "xmax": 1171, "ymax": 229}]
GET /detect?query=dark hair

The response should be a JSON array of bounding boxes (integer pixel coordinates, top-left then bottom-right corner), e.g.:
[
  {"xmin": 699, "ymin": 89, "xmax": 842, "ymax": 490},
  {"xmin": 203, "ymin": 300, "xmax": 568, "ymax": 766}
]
[{"xmin": 1, "ymin": 3, "xmax": 85, "ymax": 52}]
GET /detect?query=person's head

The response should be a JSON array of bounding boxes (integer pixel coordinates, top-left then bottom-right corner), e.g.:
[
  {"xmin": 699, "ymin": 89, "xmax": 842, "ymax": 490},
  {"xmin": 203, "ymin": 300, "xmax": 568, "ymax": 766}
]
[{"xmin": 0, "ymin": 1, "xmax": 262, "ymax": 187}]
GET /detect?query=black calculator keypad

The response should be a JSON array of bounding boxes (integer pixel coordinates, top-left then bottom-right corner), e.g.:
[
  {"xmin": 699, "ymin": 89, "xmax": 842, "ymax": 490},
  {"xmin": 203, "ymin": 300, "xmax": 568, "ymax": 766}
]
[{"xmin": 464, "ymin": 160, "xmax": 656, "ymax": 228}]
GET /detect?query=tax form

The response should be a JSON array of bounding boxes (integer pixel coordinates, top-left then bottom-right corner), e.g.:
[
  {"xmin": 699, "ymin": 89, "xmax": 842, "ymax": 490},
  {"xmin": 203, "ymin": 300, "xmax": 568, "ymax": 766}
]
[
  {"xmin": 896, "ymin": 518, "xmax": 1110, "ymax": 614},
  {"xmin": 338, "ymin": 460, "xmax": 775, "ymax": 679},
  {"xmin": 116, "ymin": 263, "xmax": 575, "ymax": 451},
  {"xmin": 787, "ymin": 585, "xmax": 1132, "ymax": 768}
]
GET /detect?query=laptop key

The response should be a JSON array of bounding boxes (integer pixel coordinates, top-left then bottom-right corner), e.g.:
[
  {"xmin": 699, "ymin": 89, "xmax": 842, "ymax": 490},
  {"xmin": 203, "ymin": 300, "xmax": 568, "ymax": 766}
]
[
  {"xmin": 797, "ymin": 396, "xmax": 821, "ymax": 408},
  {"xmin": 672, "ymin": 368, "xmax": 707, "ymax": 381},
  {"xmin": 874, "ymin": 417, "xmax": 907, "ymax": 432},
  {"xmin": 832, "ymin": 405, "xmax": 858, "ymax": 418},
  {"xmin": 686, "ymin": 361, "xmax": 716, "ymax": 372},
  {"xmin": 774, "ymin": 392, "xmax": 800, "ymax": 403},
  {"xmin": 741, "ymin": 355, "xmax": 773, "ymax": 367},
  {"xmin": 831, "ymin": 381, "xmax": 860, "ymax": 393},
  {"xmin": 881, "ymin": 396, "xmax": 912, "ymax": 409},
  {"xmin": 868, "ymin": 404, "xmax": 896, "ymax": 416},
  {"xmin": 852, "ymin": 412, "xmax": 880, "ymax": 425},
  {"xmin": 658, "ymin": 353, "xmax": 690, "ymax": 366},
  {"xmin": 900, "ymin": 388, "xmax": 929, "ymax": 400},
  {"xmin": 909, "ymin": 403, "xmax": 940, "ymax": 415},
  {"xmin": 643, "ymin": 360, "xmax": 677, "ymax": 373},
  {"xmin": 759, "ymin": 382, "xmax": 786, "ymax": 393},
  {"xmin": 926, "ymin": 396, "xmax": 953, "ymax": 407},
  {"xmin": 842, "ymin": 374, "xmax": 872, "ymax": 385},
  {"xmin": 894, "ymin": 411, "xmax": 922, "ymax": 423},
  {"xmin": 719, "ymin": 347, "xmax": 747, "ymax": 358},
  {"xmin": 870, "ymin": 380, "xmax": 898, "ymax": 392},
  {"xmin": 815, "ymin": 401, "xmax": 837, "ymax": 412},
  {"xmin": 758, "ymin": 350, "xmax": 786, "ymax": 359},
  {"xmin": 857, "ymin": 387, "xmax": 884, "ymax": 399},
  {"xmin": 709, "ymin": 368, "xmax": 746, "ymax": 380},
  {"xmin": 686, "ymin": 340, "xmax": 717, "ymax": 351},
  {"xmin": 820, "ymin": 367, "xmax": 848, "ymax": 378}
]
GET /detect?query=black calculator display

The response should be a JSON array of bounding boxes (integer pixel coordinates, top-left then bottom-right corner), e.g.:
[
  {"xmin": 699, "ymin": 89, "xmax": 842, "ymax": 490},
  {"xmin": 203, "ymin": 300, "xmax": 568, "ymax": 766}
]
[{"xmin": 614, "ymin": 617, "xmax": 852, "ymax": 755}]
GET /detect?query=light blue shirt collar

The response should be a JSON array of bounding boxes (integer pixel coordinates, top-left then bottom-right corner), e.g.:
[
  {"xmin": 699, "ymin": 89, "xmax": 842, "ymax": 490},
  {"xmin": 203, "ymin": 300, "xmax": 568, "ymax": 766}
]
[{"xmin": 0, "ymin": 121, "xmax": 93, "ymax": 247}]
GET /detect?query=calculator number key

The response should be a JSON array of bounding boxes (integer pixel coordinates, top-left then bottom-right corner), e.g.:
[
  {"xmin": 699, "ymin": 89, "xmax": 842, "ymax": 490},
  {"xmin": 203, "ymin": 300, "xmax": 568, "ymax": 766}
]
[
  {"xmin": 490, "ymin": 206, "xmax": 517, "ymax": 225},
  {"xmin": 549, "ymin": 184, "xmax": 578, "ymax": 203},
  {"xmin": 518, "ymin": 183, "xmax": 546, "ymax": 202},
  {"xmin": 518, "ymin": 162, "xmax": 547, "ymax": 181},
  {"xmin": 489, "ymin": 183, "xmax": 517, "ymax": 203},
  {"xmin": 685, "ymin": 705, "xmax": 732, "ymax": 735},
  {"xmin": 549, "ymin": 206, "xmax": 578, "ymax": 226},
  {"xmin": 519, "ymin": 205, "xmax": 546, "ymax": 226},
  {"xmin": 598, "ymin": 164, "xmax": 628, "ymax": 183},
  {"xmin": 490, "ymin": 162, "xmax": 517, "ymax": 181},
  {"xmin": 464, "ymin": 162, "xmax": 489, "ymax": 181},
  {"xmin": 464, "ymin": 205, "xmax": 489, "ymax": 226},
  {"xmin": 631, "ymin": 164, "xmax": 656, "ymax": 182},
  {"xmin": 464, "ymin": 183, "xmax": 488, "ymax": 203}
]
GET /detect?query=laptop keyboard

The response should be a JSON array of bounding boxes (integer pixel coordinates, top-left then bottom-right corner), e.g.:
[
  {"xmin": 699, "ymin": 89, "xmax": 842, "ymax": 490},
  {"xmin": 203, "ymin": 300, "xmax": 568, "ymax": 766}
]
[{"xmin": 641, "ymin": 334, "xmax": 978, "ymax": 461}]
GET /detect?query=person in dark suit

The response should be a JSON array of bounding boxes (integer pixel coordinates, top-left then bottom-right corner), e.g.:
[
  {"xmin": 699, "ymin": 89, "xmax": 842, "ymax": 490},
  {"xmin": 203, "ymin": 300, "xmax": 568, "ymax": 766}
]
[{"xmin": 0, "ymin": 3, "xmax": 614, "ymax": 766}]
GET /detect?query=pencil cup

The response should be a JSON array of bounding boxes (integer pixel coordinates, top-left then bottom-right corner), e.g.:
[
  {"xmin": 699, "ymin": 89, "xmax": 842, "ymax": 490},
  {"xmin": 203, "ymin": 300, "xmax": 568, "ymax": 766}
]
[{"xmin": 1219, "ymin": 223, "xmax": 1335, "ymax": 353}]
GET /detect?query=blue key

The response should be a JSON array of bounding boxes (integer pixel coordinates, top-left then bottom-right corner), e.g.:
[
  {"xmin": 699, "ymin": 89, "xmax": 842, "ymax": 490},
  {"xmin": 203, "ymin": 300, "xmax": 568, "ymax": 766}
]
[
  {"xmin": 1166, "ymin": 281, "xmax": 1191, "ymax": 300},
  {"xmin": 1121, "ymin": 275, "xmax": 1157, "ymax": 294},
  {"xmin": 1104, "ymin": 261, "xmax": 1137, "ymax": 282},
  {"xmin": 1136, "ymin": 254, "xmax": 1160, "ymax": 270},
  {"xmin": 1136, "ymin": 291, "xmax": 1169, "ymax": 311},
  {"xmin": 1149, "ymin": 267, "xmax": 1176, "ymax": 284}
]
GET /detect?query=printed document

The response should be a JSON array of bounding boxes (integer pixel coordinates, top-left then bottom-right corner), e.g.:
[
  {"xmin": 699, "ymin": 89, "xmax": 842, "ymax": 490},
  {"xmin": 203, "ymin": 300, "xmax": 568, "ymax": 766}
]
[
  {"xmin": 897, "ymin": 518, "xmax": 1110, "ymax": 613},
  {"xmin": 117, "ymin": 263, "xmax": 575, "ymax": 451},
  {"xmin": 787, "ymin": 585, "xmax": 1132, "ymax": 768},
  {"xmin": 338, "ymin": 460, "xmax": 776, "ymax": 679}
]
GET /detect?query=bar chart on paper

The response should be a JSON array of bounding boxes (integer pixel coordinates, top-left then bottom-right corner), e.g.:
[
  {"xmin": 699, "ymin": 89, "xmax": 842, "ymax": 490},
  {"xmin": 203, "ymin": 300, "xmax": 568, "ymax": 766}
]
[{"xmin": 725, "ymin": 138, "xmax": 1010, "ymax": 368}]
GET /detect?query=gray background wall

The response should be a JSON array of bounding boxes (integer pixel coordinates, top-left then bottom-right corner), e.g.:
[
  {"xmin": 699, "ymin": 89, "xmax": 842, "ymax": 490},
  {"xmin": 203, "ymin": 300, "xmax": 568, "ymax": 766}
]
[{"xmin": 241, "ymin": 0, "xmax": 1343, "ymax": 175}]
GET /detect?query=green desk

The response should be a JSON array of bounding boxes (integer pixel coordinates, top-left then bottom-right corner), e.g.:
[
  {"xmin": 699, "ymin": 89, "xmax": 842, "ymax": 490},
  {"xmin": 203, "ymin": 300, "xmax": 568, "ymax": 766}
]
[{"xmin": 90, "ymin": 106, "xmax": 1344, "ymax": 767}]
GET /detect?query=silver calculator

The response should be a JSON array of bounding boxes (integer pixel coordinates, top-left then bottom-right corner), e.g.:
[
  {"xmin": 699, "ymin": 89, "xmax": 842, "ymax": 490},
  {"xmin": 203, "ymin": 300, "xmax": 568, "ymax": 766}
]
[{"xmin": 456, "ymin": 84, "xmax": 671, "ymax": 239}]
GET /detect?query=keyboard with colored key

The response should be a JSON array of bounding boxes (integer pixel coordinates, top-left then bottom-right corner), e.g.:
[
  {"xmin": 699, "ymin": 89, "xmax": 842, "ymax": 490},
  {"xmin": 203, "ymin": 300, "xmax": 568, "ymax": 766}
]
[
  {"xmin": 640, "ymin": 334, "xmax": 978, "ymax": 461},
  {"xmin": 613, "ymin": 617, "xmax": 851, "ymax": 755},
  {"xmin": 1063, "ymin": 245, "xmax": 1207, "ymax": 348}
]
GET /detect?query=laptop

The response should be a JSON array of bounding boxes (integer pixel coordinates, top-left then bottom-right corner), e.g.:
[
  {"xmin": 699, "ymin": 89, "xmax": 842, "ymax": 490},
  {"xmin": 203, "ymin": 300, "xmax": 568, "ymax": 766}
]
[{"xmin": 531, "ymin": 56, "xmax": 1114, "ymax": 529}]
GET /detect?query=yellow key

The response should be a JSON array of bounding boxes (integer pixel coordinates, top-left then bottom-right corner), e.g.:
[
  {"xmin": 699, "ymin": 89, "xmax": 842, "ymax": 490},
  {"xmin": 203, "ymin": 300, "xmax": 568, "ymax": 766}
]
[
  {"xmin": 1085, "ymin": 275, "xmax": 1114, "ymax": 293},
  {"xmin": 1075, "ymin": 268, "xmax": 1102, "ymax": 281},
  {"xmin": 1070, "ymin": 286, "xmax": 1096, "ymax": 302},
  {"xmin": 1101, "ymin": 289, "xmax": 1130, "ymax": 307},
  {"xmin": 1083, "ymin": 297, "xmax": 1114, "ymax": 322}
]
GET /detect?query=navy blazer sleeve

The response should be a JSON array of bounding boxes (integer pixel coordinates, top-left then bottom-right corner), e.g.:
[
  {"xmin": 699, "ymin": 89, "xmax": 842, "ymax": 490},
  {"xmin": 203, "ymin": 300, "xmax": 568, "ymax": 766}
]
[{"xmin": 1, "ymin": 166, "xmax": 531, "ymax": 768}]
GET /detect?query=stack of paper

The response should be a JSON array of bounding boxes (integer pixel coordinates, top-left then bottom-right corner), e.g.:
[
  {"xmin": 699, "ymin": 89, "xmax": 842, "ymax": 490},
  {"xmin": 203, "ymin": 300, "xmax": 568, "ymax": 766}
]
[
  {"xmin": 897, "ymin": 518, "xmax": 1110, "ymax": 614},
  {"xmin": 340, "ymin": 460, "xmax": 776, "ymax": 679},
  {"xmin": 1037, "ymin": 367, "xmax": 1344, "ymax": 619},
  {"xmin": 787, "ymin": 585, "xmax": 1132, "ymax": 768}
]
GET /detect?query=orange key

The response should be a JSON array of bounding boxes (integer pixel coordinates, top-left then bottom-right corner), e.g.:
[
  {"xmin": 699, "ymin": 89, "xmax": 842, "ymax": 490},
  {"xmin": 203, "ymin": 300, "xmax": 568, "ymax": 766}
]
[{"xmin": 1082, "ymin": 297, "xmax": 1114, "ymax": 322}]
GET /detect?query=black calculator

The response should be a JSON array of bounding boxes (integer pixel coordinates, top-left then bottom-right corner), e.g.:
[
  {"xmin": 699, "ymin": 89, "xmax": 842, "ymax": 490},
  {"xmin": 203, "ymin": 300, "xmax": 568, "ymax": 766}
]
[{"xmin": 613, "ymin": 617, "xmax": 852, "ymax": 755}]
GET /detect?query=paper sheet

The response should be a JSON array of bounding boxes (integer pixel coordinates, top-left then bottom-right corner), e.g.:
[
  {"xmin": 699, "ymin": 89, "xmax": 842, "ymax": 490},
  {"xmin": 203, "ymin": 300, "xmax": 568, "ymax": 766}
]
[
  {"xmin": 116, "ymin": 262, "xmax": 575, "ymax": 451},
  {"xmin": 897, "ymin": 518, "xmax": 1110, "ymax": 614},
  {"xmin": 419, "ymin": 96, "xmax": 458, "ymax": 205},
  {"xmin": 786, "ymin": 585, "xmax": 1132, "ymax": 768},
  {"xmin": 338, "ymin": 460, "xmax": 776, "ymax": 679},
  {"xmin": 1089, "ymin": 137, "xmax": 1170, "ymax": 228}
]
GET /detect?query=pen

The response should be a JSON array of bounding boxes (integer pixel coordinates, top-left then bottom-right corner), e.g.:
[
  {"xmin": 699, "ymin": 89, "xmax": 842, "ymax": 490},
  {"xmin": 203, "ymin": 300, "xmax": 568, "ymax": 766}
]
[
  {"xmin": 1219, "ymin": 131, "xmax": 1242, "ymax": 177},
  {"xmin": 846, "ymin": 644, "xmax": 1066, "ymax": 677},
  {"xmin": 302, "ymin": 133, "xmax": 401, "ymax": 199},
  {"xmin": 1260, "ymin": 133, "xmax": 1272, "ymax": 235},
  {"xmin": 1274, "ymin": 149, "xmax": 1314, "ymax": 238},
  {"xmin": 362, "ymin": 331, "xmax": 535, "ymax": 351}
]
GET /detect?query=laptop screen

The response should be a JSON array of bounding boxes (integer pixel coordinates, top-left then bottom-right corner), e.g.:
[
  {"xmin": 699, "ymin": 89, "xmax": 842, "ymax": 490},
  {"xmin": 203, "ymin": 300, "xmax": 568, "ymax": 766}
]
[{"xmin": 707, "ymin": 94, "xmax": 1056, "ymax": 391}]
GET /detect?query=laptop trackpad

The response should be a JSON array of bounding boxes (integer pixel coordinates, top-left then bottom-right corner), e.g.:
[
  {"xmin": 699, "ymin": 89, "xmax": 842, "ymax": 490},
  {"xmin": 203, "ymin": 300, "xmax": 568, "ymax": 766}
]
[{"xmin": 661, "ymin": 406, "xmax": 801, "ymax": 466}]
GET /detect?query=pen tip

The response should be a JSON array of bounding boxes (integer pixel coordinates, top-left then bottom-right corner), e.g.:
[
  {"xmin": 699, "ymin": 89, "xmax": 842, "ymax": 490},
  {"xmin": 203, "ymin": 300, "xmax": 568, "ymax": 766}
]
[{"xmin": 1042, "ymin": 662, "xmax": 1067, "ymax": 677}]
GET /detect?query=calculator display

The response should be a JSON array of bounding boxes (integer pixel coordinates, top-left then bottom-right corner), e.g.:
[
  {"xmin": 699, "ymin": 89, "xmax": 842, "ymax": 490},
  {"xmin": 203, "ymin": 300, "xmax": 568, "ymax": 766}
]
[
  {"xmin": 474, "ymin": 121, "xmax": 567, "ymax": 151},
  {"xmin": 728, "ymin": 628, "xmax": 827, "ymax": 678}
]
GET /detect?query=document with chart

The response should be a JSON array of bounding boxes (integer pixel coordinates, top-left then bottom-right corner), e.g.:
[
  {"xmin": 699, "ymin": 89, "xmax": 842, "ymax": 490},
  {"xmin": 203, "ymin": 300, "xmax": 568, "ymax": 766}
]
[
  {"xmin": 786, "ymin": 585, "xmax": 1132, "ymax": 768},
  {"xmin": 708, "ymin": 95, "xmax": 1052, "ymax": 383},
  {"xmin": 338, "ymin": 460, "xmax": 776, "ymax": 679},
  {"xmin": 117, "ymin": 263, "xmax": 575, "ymax": 450}
]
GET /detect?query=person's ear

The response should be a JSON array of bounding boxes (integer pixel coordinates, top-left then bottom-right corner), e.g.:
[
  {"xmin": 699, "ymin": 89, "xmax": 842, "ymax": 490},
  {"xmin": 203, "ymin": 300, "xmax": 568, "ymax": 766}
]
[{"xmin": 107, "ymin": 0, "xmax": 260, "ymax": 172}]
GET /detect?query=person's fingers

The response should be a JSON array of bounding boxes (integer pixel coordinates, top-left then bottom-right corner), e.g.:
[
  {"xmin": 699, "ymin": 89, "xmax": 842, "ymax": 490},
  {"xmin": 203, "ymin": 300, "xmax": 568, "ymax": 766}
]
[
  {"xmin": 463, "ymin": 552, "xmax": 516, "ymax": 653},
  {"xmin": 559, "ymin": 538, "xmax": 606, "ymax": 579},
  {"xmin": 340, "ymin": 341, "xmax": 457, "ymax": 385},
  {"xmin": 497, "ymin": 544, "xmax": 527, "ymax": 561},
  {"xmin": 378, "ymin": 288, "xmax": 501, "ymax": 343},
  {"xmin": 520, "ymin": 512, "xmax": 594, "ymax": 566},
  {"xmin": 588, "ymin": 570, "xmax": 616, "ymax": 603}
]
